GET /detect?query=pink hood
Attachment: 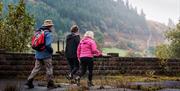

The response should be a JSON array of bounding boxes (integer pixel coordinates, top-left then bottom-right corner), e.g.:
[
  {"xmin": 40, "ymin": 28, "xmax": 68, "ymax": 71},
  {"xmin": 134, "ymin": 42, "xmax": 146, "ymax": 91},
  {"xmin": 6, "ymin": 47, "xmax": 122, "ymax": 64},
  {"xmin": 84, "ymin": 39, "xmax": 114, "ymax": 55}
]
[{"xmin": 77, "ymin": 37, "xmax": 101, "ymax": 59}]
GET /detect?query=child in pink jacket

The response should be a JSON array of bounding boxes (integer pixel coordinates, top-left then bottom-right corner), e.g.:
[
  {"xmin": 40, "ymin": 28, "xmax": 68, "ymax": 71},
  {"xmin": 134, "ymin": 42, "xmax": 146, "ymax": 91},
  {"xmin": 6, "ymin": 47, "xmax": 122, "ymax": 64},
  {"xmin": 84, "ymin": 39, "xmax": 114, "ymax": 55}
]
[{"xmin": 76, "ymin": 31, "xmax": 102, "ymax": 87}]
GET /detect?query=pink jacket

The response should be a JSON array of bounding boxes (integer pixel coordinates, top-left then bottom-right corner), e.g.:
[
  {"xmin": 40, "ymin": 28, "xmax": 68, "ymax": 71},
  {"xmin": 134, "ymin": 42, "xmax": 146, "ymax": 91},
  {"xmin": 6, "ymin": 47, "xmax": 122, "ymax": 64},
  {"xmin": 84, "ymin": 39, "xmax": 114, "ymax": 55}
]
[{"xmin": 77, "ymin": 37, "xmax": 101, "ymax": 59}]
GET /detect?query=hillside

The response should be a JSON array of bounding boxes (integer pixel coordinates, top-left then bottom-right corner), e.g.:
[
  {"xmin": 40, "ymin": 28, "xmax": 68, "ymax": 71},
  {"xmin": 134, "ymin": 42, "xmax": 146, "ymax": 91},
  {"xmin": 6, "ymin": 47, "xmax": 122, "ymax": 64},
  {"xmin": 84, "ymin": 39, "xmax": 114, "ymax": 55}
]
[
  {"xmin": 147, "ymin": 20, "xmax": 168, "ymax": 46},
  {"xmin": 1, "ymin": 0, "xmax": 168, "ymax": 52}
]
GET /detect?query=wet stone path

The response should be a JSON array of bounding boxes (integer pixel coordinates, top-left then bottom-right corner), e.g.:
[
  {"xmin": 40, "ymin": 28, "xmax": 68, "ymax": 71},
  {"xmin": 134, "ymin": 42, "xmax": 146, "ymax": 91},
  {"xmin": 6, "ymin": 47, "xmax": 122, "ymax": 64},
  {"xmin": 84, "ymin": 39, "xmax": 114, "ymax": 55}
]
[{"xmin": 0, "ymin": 80, "xmax": 180, "ymax": 91}]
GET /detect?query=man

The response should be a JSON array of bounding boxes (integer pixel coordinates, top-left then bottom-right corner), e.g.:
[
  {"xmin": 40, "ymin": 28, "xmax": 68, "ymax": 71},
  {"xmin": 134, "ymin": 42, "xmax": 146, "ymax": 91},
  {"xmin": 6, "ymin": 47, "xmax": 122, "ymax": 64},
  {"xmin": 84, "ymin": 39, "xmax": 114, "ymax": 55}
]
[
  {"xmin": 25, "ymin": 20, "xmax": 56, "ymax": 89},
  {"xmin": 65, "ymin": 25, "xmax": 80, "ymax": 81}
]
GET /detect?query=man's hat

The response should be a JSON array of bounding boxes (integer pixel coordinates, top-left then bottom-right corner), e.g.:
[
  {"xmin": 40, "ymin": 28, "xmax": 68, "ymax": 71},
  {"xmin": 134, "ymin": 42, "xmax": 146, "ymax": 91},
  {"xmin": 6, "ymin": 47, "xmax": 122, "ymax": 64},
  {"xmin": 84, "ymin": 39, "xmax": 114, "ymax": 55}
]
[{"xmin": 42, "ymin": 19, "xmax": 54, "ymax": 27}]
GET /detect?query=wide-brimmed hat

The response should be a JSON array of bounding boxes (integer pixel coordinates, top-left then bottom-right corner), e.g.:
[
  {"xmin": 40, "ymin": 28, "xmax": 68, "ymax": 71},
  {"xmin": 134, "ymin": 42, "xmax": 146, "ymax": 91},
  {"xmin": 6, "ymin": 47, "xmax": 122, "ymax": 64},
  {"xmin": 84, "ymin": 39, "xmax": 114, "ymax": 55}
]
[{"xmin": 42, "ymin": 19, "xmax": 54, "ymax": 26}]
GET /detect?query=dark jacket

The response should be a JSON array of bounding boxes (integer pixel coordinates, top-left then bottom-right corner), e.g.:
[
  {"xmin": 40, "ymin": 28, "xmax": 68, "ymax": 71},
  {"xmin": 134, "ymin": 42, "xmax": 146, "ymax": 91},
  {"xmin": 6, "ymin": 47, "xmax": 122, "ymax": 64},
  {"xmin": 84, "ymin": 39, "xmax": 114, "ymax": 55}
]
[
  {"xmin": 35, "ymin": 26, "xmax": 53, "ymax": 60},
  {"xmin": 65, "ymin": 33, "xmax": 80, "ymax": 58}
]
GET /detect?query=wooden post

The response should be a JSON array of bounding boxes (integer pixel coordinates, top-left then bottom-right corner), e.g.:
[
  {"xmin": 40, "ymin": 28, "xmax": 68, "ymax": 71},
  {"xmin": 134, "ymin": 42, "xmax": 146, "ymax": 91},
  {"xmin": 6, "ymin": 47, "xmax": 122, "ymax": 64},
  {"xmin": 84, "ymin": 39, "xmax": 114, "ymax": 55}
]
[
  {"xmin": 62, "ymin": 40, "xmax": 65, "ymax": 52},
  {"xmin": 56, "ymin": 40, "xmax": 60, "ymax": 54}
]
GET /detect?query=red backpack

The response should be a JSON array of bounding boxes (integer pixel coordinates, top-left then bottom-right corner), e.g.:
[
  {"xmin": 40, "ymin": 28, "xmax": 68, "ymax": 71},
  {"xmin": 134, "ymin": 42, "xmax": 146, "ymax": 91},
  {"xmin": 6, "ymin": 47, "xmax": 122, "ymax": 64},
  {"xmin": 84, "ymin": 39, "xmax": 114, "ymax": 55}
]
[{"xmin": 31, "ymin": 30, "xmax": 46, "ymax": 51}]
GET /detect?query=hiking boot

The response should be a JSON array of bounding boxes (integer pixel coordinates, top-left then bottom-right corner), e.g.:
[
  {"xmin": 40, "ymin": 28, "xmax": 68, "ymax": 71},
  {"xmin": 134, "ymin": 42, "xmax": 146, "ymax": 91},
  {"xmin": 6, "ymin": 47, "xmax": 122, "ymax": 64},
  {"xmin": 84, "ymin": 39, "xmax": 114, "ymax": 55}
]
[
  {"xmin": 75, "ymin": 76, "xmax": 80, "ymax": 86},
  {"xmin": 66, "ymin": 73, "xmax": 73, "ymax": 80},
  {"xmin": 25, "ymin": 79, "xmax": 34, "ymax": 89},
  {"xmin": 87, "ymin": 81, "xmax": 94, "ymax": 87},
  {"xmin": 47, "ymin": 80, "xmax": 57, "ymax": 89}
]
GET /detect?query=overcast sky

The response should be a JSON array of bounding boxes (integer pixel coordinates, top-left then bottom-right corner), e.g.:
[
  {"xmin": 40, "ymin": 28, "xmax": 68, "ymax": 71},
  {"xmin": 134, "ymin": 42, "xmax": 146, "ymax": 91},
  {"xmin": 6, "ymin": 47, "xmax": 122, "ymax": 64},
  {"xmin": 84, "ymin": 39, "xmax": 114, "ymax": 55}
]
[{"xmin": 122, "ymin": 0, "xmax": 180, "ymax": 24}]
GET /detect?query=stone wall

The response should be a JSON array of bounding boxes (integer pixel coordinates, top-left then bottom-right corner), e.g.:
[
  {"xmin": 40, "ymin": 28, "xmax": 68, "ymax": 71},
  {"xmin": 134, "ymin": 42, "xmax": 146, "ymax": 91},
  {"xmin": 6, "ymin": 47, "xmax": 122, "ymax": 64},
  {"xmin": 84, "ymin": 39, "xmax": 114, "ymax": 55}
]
[{"xmin": 0, "ymin": 50, "xmax": 179, "ymax": 78}]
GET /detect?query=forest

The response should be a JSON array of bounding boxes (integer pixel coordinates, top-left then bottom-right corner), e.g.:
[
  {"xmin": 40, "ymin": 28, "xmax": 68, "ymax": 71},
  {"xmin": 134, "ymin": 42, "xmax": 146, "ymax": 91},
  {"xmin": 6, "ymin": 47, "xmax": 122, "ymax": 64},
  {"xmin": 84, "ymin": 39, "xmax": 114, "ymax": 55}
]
[{"xmin": 1, "ymin": 0, "xmax": 170, "ymax": 56}]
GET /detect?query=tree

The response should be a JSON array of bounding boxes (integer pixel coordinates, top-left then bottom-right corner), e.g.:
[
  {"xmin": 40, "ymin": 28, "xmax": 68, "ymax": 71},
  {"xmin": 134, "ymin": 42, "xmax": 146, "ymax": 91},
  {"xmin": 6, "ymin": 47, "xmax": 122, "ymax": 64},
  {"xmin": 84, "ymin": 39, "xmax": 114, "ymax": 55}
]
[
  {"xmin": 155, "ymin": 21, "xmax": 180, "ymax": 58},
  {"xmin": 155, "ymin": 44, "xmax": 171, "ymax": 59},
  {"xmin": 0, "ymin": 2, "xmax": 5, "ymax": 49},
  {"xmin": 168, "ymin": 18, "xmax": 175, "ymax": 28},
  {"xmin": 166, "ymin": 21, "xmax": 180, "ymax": 58},
  {"xmin": 0, "ymin": 2, "xmax": 2, "ymax": 15},
  {"xmin": 0, "ymin": 0, "xmax": 35, "ymax": 52}
]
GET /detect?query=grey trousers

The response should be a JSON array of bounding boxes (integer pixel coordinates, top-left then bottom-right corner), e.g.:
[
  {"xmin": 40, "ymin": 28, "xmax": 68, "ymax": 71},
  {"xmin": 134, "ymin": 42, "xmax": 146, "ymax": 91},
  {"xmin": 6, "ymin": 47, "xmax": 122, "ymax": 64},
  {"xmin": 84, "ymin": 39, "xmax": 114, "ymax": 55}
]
[{"xmin": 28, "ymin": 58, "xmax": 54, "ymax": 82}]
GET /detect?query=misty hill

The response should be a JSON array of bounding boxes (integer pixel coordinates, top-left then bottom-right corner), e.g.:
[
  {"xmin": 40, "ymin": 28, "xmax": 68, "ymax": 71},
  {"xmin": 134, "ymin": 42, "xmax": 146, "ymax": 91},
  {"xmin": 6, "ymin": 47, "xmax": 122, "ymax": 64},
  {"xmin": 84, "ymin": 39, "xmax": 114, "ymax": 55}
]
[
  {"xmin": 147, "ymin": 20, "xmax": 168, "ymax": 45},
  {"xmin": 2, "ymin": 0, "xmax": 168, "ymax": 51}
]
